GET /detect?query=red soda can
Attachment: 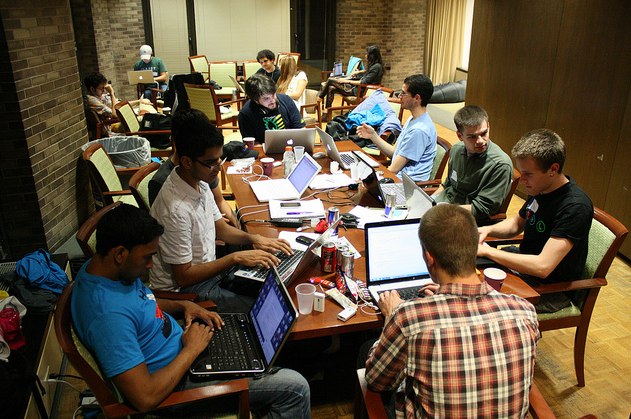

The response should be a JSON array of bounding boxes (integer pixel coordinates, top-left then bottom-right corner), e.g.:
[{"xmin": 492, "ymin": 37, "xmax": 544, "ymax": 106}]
[{"xmin": 321, "ymin": 241, "xmax": 336, "ymax": 273}]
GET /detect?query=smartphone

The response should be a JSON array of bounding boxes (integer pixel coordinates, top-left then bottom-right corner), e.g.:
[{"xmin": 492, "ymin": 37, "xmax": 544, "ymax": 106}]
[{"xmin": 295, "ymin": 235, "xmax": 315, "ymax": 246}]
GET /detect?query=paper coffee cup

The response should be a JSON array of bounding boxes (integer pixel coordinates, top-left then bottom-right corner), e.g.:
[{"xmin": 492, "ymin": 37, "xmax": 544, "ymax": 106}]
[{"xmin": 483, "ymin": 267, "xmax": 507, "ymax": 291}]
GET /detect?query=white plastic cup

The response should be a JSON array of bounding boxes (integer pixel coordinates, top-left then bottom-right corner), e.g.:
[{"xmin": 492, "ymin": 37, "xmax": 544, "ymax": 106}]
[
  {"xmin": 350, "ymin": 162, "xmax": 360, "ymax": 181},
  {"xmin": 330, "ymin": 161, "xmax": 340, "ymax": 173},
  {"xmin": 294, "ymin": 145, "xmax": 305, "ymax": 161},
  {"xmin": 484, "ymin": 267, "xmax": 507, "ymax": 291},
  {"xmin": 260, "ymin": 157, "xmax": 274, "ymax": 176},
  {"xmin": 295, "ymin": 283, "xmax": 316, "ymax": 315},
  {"xmin": 243, "ymin": 137, "xmax": 255, "ymax": 150}
]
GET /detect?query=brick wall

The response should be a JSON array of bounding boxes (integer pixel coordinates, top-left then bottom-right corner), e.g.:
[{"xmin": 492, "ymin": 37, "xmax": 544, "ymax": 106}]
[
  {"xmin": 0, "ymin": 0, "xmax": 88, "ymax": 257},
  {"xmin": 336, "ymin": 0, "xmax": 428, "ymax": 88}
]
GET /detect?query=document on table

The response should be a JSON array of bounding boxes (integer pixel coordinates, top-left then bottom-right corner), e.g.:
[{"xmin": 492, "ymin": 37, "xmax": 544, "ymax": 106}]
[
  {"xmin": 349, "ymin": 205, "xmax": 407, "ymax": 228},
  {"xmin": 309, "ymin": 173, "xmax": 355, "ymax": 190},
  {"xmin": 269, "ymin": 199, "xmax": 326, "ymax": 219}
]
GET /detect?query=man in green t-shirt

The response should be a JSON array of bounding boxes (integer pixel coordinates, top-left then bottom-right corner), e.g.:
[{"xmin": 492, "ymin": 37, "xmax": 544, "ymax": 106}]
[{"xmin": 133, "ymin": 44, "xmax": 169, "ymax": 99}]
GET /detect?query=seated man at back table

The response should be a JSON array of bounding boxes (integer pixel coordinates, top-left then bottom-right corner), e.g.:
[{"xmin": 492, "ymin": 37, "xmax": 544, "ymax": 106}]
[
  {"xmin": 150, "ymin": 109, "xmax": 292, "ymax": 312},
  {"xmin": 238, "ymin": 74, "xmax": 305, "ymax": 143},
  {"xmin": 357, "ymin": 74, "xmax": 437, "ymax": 181},
  {"xmin": 134, "ymin": 44, "xmax": 168, "ymax": 99},
  {"xmin": 72, "ymin": 203, "xmax": 311, "ymax": 417},
  {"xmin": 432, "ymin": 105, "xmax": 513, "ymax": 224},
  {"xmin": 477, "ymin": 128, "xmax": 593, "ymax": 312},
  {"xmin": 362, "ymin": 204, "xmax": 539, "ymax": 417},
  {"xmin": 255, "ymin": 49, "xmax": 281, "ymax": 83}
]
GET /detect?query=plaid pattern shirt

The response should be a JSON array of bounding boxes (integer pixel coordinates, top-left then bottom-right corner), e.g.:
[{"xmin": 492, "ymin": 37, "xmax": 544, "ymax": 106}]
[{"xmin": 365, "ymin": 282, "xmax": 539, "ymax": 418}]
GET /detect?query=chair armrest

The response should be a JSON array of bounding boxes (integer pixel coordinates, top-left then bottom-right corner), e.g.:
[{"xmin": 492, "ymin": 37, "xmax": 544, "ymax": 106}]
[
  {"xmin": 152, "ymin": 290, "xmax": 198, "ymax": 302},
  {"xmin": 216, "ymin": 125, "xmax": 240, "ymax": 131},
  {"xmin": 415, "ymin": 179, "xmax": 442, "ymax": 188},
  {"xmin": 355, "ymin": 368, "xmax": 388, "ymax": 419},
  {"xmin": 528, "ymin": 382, "xmax": 556, "ymax": 419},
  {"xmin": 533, "ymin": 277, "xmax": 607, "ymax": 295},
  {"xmin": 102, "ymin": 190, "xmax": 132, "ymax": 197},
  {"xmin": 321, "ymin": 70, "xmax": 332, "ymax": 82},
  {"xmin": 326, "ymin": 105, "xmax": 357, "ymax": 119},
  {"xmin": 196, "ymin": 300, "xmax": 218, "ymax": 311},
  {"xmin": 154, "ymin": 378, "xmax": 249, "ymax": 410},
  {"xmin": 126, "ymin": 130, "xmax": 171, "ymax": 136}
]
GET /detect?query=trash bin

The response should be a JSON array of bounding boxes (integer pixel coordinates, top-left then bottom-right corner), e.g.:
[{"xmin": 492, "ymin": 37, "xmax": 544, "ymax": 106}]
[{"xmin": 81, "ymin": 136, "xmax": 151, "ymax": 169}]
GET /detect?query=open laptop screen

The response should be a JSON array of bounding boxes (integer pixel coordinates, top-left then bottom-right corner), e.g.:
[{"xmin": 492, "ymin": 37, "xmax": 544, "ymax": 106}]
[
  {"xmin": 365, "ymin": 219, "xmax": 430, "ymax": 284},
  {"xmin": 333, "ymin": 61, "xmax": 343, "ymax": 76},
  {"xmin": 287, "ymin": 153, "xmax": 319, "ymax": 194},
  {"xmin": 250, "ymin": 271, "xmax": 296, "ymax": 364}
]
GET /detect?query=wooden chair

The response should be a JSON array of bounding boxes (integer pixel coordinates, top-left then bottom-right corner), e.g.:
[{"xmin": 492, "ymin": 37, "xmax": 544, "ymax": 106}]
[
  {"xmin": 208, "ymin": 61, "xmax": 238, "ymax": 97},
  {"xmin": 355, "ymin": 368, "xmax": 557, "ymax": 419},
  {"xmin": 128, "ymin": 161, "xmax": 161, "ymax": 211},
  {"xmin": 54, "ymin": 282, "xmax": 248, "ymax": 418},
  {"xmin": 488, "ymin": 207, "xmax": 627, "ymax": 387},
  {"xmin": 486, "ymin": 167, "xmax": 521, "ymax": 224},
  {"xmin": 301, "ymin": 88, "xmax": 322, "ymax": 127},
  {"xmin": 341, "ymin": 84, "xmax": 394, "ymax": 107},
  {"xmin": 188, "ymin": 55, "xmax": 209, "ymax": 82},
  {"xmin": 82, "ymin": 142, "xmax": 140, "ymax": 208},
  {"xmin": 114, "ymin": 101, "xmax": 172, "ymax": 158},
  {"xmin": 277, "ymin": 52, "xmax": 300, "ymax": 68},
  {"xmin": 184, "ymin": 83, "xmax": 245, "ymax": 128},
  {"xmin": 242, "ymin": 60, "xmax": 261, "ymax": 80}
]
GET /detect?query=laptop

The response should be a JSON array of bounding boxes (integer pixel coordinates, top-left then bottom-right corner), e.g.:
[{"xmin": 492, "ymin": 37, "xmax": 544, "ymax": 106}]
[
  {"xmin": 331, "ymin": 61, "xmax": 344, "ymax": 77},
  {"xmin": 127, "ymin": 70, "xmax": 155, "ymax": 85},
  {"xmin": 233, "ymin": 219, "xmax": 342, "ymax": 284},
  {"xmin": 364, "ymin": 218, "xmax": 434, "ymax": 302},
  {"xmin": 189, "ymin": 269, "xmax": 297, "ymax": 378},
  {"xmin": 401, "ymin": 171, "xmax": 436, "ymax": 219},
  {"xmin": 228, "ymin": 75, "xmax": 246, "ymax": 95},
  {"xmin": 359, "ymin": 159, "xmax": 406, "ymax": 207},
  {"xmin": 249, "ymin": 152, "xmax": 321, "ymax": 202},
  {"xmin": 264, "ymin": 128, "xmax": 316, "ymax": 154},
  {"xmin": 316, "ymin": 127, "xmax": 379, "ymax": 169}
]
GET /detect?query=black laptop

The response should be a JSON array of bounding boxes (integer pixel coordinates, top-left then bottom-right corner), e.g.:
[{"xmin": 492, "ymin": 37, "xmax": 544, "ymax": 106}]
[{"xmin": 189, "ymin": 268, "xmax": 297, "ymax": 378}]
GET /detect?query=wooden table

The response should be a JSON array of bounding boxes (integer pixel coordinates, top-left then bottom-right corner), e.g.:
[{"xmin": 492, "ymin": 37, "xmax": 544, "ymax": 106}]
[{"xmin": 225, "ymin": 141, "xmax": 539, "ymax": 340}]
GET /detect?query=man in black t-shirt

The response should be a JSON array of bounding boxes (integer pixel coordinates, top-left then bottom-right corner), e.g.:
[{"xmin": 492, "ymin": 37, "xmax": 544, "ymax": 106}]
[
  {"xmin": 477, "ymin": 129, "xmax": 593, "ymax": 291},
  {"xmin": 254, "ymin": 49, "xmax": 280, "ymax": 83}
]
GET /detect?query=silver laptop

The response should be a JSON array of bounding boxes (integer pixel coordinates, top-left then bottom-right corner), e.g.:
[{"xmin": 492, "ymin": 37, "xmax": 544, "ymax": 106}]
[
  {"xmin": 189, "ymin": 269, "xmax": 297, "ymax": 378},
  {"xmin": 249, "ymin": 152, "xmax": 321, "ymax": 202},
  {"xmin": 127, "ymin": 70, "xmax": 155, "ymax": 85},
  {"xmin": 229, "ymin": 75, "xmax": 246, "ymax": 95},
  {"xmin": 264, "ymin": 128, "xmax": 316, "ymax": 154},
  {"xmin": 331, "ymin": 61, "xmax": 344, "ymax": 77},
  {"xmin": 316, "ymin": 127, "xmax": 379, "ymax": 169},
  {"xmin": 402, "ymin": 171, "xmax": 436, "ymax": 219},
  {"xmin": 364, "ymin": 218, "xmax": 434, "ymax": 302},
  {"xmin": 233, "ymin": 219, "xmax": 342, "ymax": 285},
  {"xmin": 359, "ymin": 158, "xmax": 406, "ymax": 207}
]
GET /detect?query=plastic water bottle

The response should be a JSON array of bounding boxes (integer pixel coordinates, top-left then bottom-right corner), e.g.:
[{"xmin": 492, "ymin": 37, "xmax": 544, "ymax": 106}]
[{"xmin": 283, "ymin": 146, "xmax": 295, "ymax": 177}]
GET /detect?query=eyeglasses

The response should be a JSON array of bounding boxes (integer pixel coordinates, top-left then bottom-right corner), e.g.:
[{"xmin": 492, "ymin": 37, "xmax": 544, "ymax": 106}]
[
  {"xmin": 195, "ymin": 157, "xmax": 226, "ymax": 170},
  {"xmin": 395, "ymin": 91, "xmax": 412, "ymax": 99}
]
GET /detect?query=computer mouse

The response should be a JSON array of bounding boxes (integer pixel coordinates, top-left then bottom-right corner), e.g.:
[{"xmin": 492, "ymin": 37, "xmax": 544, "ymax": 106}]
[
  {"xmin": 312, "ymin": 152, "xmax": 326, "ymax": 159},
  {"xmin": 379, "ymin": 177, "xmax": 394, "ymax": 184}
]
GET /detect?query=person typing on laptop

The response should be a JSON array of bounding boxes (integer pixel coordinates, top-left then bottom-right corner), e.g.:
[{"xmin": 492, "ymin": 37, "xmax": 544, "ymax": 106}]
[
  {"xmin": 432, "ymin": 105, "xmax": 514, "ymax": 224},
  {"xmin": 361, "ymin": 204, "xmax": 539, "ymax": 417},
  {"xmin": 72, "ymin": 203, "xmax": 311, "ymax": 417},
  {"xmin": 150, "ymin": 109, "xmax": 293, "ymax": 312},
  {"xmin": 133, "ymin": 44, "xmax": 168, "ymax": 99},
  {"xmin": 238, "ymin": 74, "xmax": 305, "ymax": 143},
  {"xmin": 356, "ymin": 74, "xmax": 437, "ymax": 181}
]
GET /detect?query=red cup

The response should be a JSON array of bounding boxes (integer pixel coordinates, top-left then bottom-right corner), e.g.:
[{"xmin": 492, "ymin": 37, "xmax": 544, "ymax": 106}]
[
  {"xmin": 261, "ymin": 157, "xmax": 274, "ymax": 177},
  {"xmin": 243, "ymin": 137, "xmax": 255, "ymax": 150},
  {"xmin": 483, "ymin": 268, "xmax": 507, "ymax": 291}
]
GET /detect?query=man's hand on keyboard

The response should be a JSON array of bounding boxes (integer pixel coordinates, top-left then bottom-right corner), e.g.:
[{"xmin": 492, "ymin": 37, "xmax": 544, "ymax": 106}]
[
  {"xmin": 251, "ymin": 235, "xmax": 293, "ymax": 256},
  {"xmin": 182, "ymin": 321, "xmax": 214, "ymax": 356},
  {"xmin": 233, "ymin": 250, "xmax": 282, "ymax": 268},
  {"xmin": 183, "ymin": 302, "xmax": 224, "ymax": 330},
  {"xmin": 418, "ymin": 283, "xmax": 440, "ymax": 297},
  {"xmin": 378, "ymin": 290, "xmax": 404, "ymax": 318}
]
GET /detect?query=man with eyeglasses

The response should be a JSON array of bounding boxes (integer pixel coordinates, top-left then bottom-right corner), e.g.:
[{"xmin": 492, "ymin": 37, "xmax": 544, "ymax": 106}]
[
  {"xmin": 357, "ymin": 74, "xmax": 437, "ymax": 181},
  {"xmin": 238, "ymin": 74, "xmax": 305, "ymax": 143},
  {"xmin": 432, "ymin": 105, "xmax": 513, "ymax": 224},
  {"xmin": 150, "ymin": 109, "xmax": 292, "ymax": 312}
]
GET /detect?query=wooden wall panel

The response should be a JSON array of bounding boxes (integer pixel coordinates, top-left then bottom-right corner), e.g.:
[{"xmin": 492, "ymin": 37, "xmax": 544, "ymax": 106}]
[
  {"xmin": 545, "ymin": 1, "xmax": 631, "ymax": 206},
  {"xmin": 467, "ymin": 0, "xmax": 563, "ymax": 154}
]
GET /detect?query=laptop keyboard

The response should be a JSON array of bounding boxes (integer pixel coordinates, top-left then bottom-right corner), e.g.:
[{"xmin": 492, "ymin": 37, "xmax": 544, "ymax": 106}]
[
  {"xmin": 396, "ymin": 286, "xmax": 424, "ymax": 300},
  {"xmin": 207, "ymin": 314, "xmax": 258, "ymax": 371},
  {"xmin": 380, "ymin": 183, "xmax": 406, "ymax": 205},
  {"xmin": 241, "ymin": 249, "xmax": 304, "ymax": 281},
  {"xmin": 340, "ymin": 153, "xmax": 358, "ymax": 167}
]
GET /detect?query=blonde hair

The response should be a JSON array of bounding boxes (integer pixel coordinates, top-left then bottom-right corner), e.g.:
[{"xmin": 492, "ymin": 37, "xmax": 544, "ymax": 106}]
[{"xmin": 276, "ymin": 56, "xmax": 298, "ymax": 94}]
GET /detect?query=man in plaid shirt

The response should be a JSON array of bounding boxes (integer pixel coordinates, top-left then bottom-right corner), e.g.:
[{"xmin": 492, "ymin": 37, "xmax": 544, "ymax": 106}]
[{"xmin": 364, "ymin": 204, "xmax": 540, "ymax": 418}]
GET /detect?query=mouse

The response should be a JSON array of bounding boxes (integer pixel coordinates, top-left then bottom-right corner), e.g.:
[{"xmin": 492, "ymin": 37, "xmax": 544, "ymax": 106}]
[
  {"xmin": 378, "ymin": 177, "xmax": 395, "ymax": 184},
  {"xmin": 312, "ymin": 152, "xmax": 326, "ymax": 159}
]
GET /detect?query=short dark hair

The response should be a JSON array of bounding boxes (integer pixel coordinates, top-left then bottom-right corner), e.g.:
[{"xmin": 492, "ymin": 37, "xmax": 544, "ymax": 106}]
[
  {"xmin": 512, "ymin": 128, "xmax": 566, "ymax": 172},
  {"xmin": 256, "ymin": 49, "xmax": 275, "ymax": 62},
  {"xmin": 403, "ymin": 74, "xmax": 434, "ymax": 107},
  {"xmin": 245, "ymin": 74, "xmax": 277, "ymax": 101},
  {"xmin": 95, "ymin": 204, "xmax": 164, "ymax": 256},
  {"xmin": 171, "ymin": 109, "xmax": 223, "ymax": 161},
  {"xmin": 454, "ymin": 105, "xmax": 489, "ymax": 133},
  {"xmin": 418, "ymin": 204, "xmax": 478, "ymax": 277},
  {"xmin": 84, "ymin": 72, "xmax": 107, "ymax": 91}
]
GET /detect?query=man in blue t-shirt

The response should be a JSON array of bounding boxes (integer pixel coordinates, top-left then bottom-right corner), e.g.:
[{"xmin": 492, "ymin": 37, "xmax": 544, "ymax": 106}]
[
  {"xmin": 357, "ymin": 74, "xmax": 437, "ymax": 181},
  {"xmin": 71, "ymin": 204, "xmax": 310, "ymax": 416}
]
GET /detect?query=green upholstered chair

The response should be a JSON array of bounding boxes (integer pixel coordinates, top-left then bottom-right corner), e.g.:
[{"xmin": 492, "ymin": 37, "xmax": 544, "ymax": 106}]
[
  {"xmin": 82, "ymin": 142, "xmax": 139, "ymax": 208},
  {"xmin": 354, "ymin": 368, "xmax": 557, "ymax": 419},
  {"xmin": 242, "ymin": 60, "xmax": 262, "ymax": 80},
  {"xmin": 114, "ymin": 101, "xmax": 172, "ymax": 158},
  {"xmin": 533, "ymin": 207, "xmax": 627, "ymax": 386},
  {"xmin": 486, "ymin": 168, "xmax": 521, "ymax": 224},
  {"xmin": 184, "ymin": 83, "xmax": 244, "ymax": 129},
  {"xmin": 128, "ymin": 161, "xmax": 161, "ymax": 211},
  {"xmin": 55, "ymin": 282, "xmax": 248, "ymax": 418},
  {"xmin": 188, "ymin": 55, "xmax": 210, "ymax": 82},
  {"xmin": 208, "ymin": 61, "xmax": 238, "ymax": 97}
]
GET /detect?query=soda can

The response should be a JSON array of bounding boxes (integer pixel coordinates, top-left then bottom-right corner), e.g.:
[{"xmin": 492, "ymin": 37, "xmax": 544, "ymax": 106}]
[
  {"xmin": 321, "ymin": 241, "xmax": 337, "ymax": 273},
  {"xmin": 336, "ymin": 244, "xmax": 349, "ymax": 268},
  {"xmin": 384, "ymin": 191, "xmax": 397, "ymax": 218},
  {"xmin": 340, "ymin": 251, "xmax": 355, "ymax": 279},
  {"xmin": 327, "ymin": 207, "xmax": 339, "ymax": 236}
]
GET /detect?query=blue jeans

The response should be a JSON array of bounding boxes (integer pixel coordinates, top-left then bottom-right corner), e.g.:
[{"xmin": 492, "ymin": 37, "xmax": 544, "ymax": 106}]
[
  {"xmin": 175, "ymin": 368, "xmax": 311, "ymax": 418},
  {"xmin": 181, "ymin": 270, "xmax": 255, "ymax": 313}
]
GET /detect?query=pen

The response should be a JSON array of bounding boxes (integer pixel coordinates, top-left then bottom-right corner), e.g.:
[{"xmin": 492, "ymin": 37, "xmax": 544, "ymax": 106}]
[{"xmin": 286, "ymin": 211, "xmax": 314, "ymax": 215}]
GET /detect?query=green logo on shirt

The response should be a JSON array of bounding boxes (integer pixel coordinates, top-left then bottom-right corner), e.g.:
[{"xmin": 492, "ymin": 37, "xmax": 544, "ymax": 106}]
[{"xmin": 536, "ymin": 220, "xmax": 546, "ymax": 232}]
